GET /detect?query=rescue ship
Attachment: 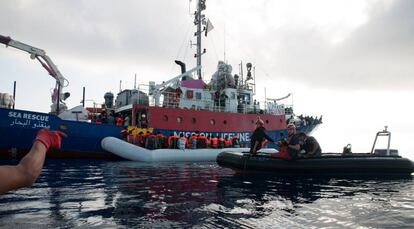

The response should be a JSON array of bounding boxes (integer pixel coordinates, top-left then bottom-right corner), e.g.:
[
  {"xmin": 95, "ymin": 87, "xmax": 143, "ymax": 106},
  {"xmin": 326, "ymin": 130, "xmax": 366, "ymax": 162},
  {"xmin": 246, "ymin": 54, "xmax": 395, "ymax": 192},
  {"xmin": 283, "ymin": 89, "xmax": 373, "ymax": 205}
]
[{"xmin": 0, "ymin": 0, "xmax": 321, "ymax": 159}]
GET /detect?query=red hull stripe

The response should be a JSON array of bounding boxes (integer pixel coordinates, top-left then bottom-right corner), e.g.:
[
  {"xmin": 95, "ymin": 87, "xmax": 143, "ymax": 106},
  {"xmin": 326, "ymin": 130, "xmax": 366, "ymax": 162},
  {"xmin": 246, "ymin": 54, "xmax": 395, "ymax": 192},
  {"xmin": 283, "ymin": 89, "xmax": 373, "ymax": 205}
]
[{"xmin": 147, "ymin": 107, "xmax": 286, "ymax": 132}]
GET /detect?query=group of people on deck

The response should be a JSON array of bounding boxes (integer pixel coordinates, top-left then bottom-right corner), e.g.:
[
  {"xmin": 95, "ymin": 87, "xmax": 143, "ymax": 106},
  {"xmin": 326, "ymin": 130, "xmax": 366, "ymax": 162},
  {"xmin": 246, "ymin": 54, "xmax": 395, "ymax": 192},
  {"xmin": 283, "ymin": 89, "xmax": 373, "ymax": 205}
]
[
  {"xmin": 123, "ymin": 130, "xmax": 241, "ymax": 150},
  {"xmin": 250, "ymin": 118, "xmax": 321, "ymax": 160}
]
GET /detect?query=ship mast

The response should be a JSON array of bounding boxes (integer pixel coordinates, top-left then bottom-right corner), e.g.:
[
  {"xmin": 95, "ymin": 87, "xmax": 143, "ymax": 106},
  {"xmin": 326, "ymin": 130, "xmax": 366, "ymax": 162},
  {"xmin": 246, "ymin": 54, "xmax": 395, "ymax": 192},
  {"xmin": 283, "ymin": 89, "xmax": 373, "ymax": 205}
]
[{"xmin": 194, "ymin": 0, "xmax": 206, "ymax": 79}]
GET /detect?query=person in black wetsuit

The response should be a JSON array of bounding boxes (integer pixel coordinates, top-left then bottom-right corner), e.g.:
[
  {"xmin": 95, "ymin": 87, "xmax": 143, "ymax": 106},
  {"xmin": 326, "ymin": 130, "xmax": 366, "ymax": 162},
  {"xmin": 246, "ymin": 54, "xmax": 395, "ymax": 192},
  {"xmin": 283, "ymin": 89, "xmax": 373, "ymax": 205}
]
[
  {"xmin": 249, "ymin": 118, "xmax": 275, "ymax": 154},
  {"xmin": 297, "ymin": 132, "xmax": 322, "ymax": 158}
]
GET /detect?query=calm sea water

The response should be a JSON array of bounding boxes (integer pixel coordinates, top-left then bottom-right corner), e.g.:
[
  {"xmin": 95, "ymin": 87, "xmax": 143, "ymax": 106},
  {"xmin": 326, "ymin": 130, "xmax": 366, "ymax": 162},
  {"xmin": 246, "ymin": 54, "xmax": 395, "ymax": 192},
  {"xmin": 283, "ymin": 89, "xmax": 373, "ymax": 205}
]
[{"xmin": 0, "ymin": 159, "xmax": 413, "ymax": 228}]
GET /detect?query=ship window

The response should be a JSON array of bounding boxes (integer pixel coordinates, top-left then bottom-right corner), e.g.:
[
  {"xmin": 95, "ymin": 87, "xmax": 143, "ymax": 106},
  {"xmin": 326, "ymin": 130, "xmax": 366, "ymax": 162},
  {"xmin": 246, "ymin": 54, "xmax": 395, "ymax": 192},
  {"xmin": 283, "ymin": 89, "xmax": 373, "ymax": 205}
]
[
  {"xmin": 223, "ymin": 120, "xmax": 227, "ymax": 125},
  {"xmin": 177, "ymin": 117, "xmax": 183, "ymax": 123},
  {"xmin": 163, "ymin": 115, "xmax": 168, "ymax": 121},
  {"xmin": 266, "ymin": 120, "xmax": 269, "ymax": 124},
  {"xmin": 196, "ymin": 92, "xmax": 202, "ymax": 100},
  {"xmin": 210, "ymin": 119, "xmax": 216, "ymax": 125},
  {"xmin": 192, "ymin": 117, "xmax": 196, "ymax": 124},
  {"xmin": 251, "ymin": 120, "xmax": 254, "ymax": 124}
]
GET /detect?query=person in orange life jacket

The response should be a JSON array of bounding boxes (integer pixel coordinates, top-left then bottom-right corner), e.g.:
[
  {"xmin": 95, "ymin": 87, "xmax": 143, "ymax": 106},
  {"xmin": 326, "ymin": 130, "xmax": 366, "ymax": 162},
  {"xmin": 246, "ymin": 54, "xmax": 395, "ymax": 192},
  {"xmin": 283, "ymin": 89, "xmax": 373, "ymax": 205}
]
[
  {"xmin": 231, "ymin": 135, "xmax": 240, "ymax": 148},
  {"xmin": 250, "ymin": 118, "xmax": 275, "ymax": 154},
  {"xmin": 127, "ymin": 131, "xmax": 136, "ymax": 144},
  {"xmin": 217, "ymin": 136, "xmax": 225, "ymax": 148},
  {"xmin": 206, "ymin": 136, "xmax": 212, "ymax": 148},
  {"xmin": 224, "ymin": 136, "xmax": 232, "ymax": 147},
  {"xmin": 145, "ymin": 132, "xmax": 156, "ymax": 149},
  {"xmin": 197, "ymin": 135, "xmax": 208, "ymax": 148},
  {"xmin": 162, "ymin": 134, "xmax": 168, "ymax": 148},
  {"xmin": 273, "ymin": 123, "xmax": 301, "ymax": 159},
  {"xmin": 189, "ymin": 133, "xmax": 197, "ymax": 149},
  {"xmin": 168, "ymin": 134, "xmax": 179, "ymax": 149},
  {"xmin": 178, "ymin": 133, "xmax": 187, "ymax": 150},
  {"xmin": 116, "ymin": 115, "xmax": 124, "ymax": 126},
  {"xmin": 211, "ymin": 136, "xmax": 219, "ymax": 148},
  {"xmin": 141, "ymin": 131, "xmax": 150, "ymax": 147},
  {"xmin": 167, "ymin": 134, "xmax": 174, "ymax": 149},
  {"xmin": 0, "ymin": 129, "xmax": 66, "ymax": 194},
  {"xmin": 155, "ymin": 131, "xmax": 165, "ymax": 149},
  {"xmin": 135, "ymin": 131, "xmax": 143, "ymax": 146}
]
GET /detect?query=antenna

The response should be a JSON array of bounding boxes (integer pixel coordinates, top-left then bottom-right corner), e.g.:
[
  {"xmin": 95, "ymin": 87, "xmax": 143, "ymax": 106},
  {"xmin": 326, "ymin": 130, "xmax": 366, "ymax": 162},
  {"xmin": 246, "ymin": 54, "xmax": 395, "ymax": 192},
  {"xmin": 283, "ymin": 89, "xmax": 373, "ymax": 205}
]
[
  {"xmin": 253, "ymin": 66, "xmax": 256, "ymax": 95},
  {"xmin": 119, "ymin": 80, "xmax": 122, "ymax": 93},
  {"xmin": 240, "ymin": 61, "xmax": 244, "ymax": 87},
  {"xmin": 224, "ymin": 25, "xmax": 226, "ymax": 63},
  {"xmin": 193, "ymin": 0, "xmax": 206, "ymax": 80},
  {"xmin": 134, "ymin": 73, "xmax": 137, "ymax": 89}
]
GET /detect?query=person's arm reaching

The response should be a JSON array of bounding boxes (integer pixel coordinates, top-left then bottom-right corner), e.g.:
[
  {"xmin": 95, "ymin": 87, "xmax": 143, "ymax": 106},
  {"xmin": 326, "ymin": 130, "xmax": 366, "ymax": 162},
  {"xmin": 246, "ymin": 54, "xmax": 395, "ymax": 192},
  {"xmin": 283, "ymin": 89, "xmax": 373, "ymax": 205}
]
[{"xmin": 0, "ymin": 129, "xmax": 66, "ymax": 194}]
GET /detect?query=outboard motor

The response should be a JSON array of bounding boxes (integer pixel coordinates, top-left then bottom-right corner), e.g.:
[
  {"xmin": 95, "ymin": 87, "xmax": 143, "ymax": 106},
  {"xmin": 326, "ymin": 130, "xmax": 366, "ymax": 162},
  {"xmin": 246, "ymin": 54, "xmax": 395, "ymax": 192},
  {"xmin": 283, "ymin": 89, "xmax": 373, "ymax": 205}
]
[{"xmin": 104, "ymin": 92, "xmax": 114, "ymax": 108}]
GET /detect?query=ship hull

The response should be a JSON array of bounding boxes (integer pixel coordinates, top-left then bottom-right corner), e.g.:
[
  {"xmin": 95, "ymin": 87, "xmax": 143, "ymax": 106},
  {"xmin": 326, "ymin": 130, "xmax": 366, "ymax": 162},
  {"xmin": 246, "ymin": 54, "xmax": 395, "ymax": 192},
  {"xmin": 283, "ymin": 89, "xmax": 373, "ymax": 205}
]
[{"xmin": 0, "ymin": 107, "xmax": 318, "ymax": 158}]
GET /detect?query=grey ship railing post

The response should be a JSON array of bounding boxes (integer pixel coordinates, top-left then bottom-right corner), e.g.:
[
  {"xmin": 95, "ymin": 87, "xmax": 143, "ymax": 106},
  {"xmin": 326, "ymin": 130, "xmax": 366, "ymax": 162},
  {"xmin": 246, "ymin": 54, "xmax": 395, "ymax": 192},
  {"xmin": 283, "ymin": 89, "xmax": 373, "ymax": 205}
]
[
  {"xmin": 370, "ymin": 126, "xmax": 391, "ymax": 155},
  {"xmin": 13, "ymin": 81, "xmax": 16, "ymax": 109}
]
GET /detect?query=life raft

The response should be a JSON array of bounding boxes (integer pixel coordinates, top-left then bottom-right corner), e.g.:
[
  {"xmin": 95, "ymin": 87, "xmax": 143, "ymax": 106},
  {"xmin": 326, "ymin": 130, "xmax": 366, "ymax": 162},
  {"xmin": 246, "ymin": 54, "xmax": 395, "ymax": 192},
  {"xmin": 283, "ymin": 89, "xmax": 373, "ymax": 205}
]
[{"xmin": 101, "ymin": 136, "xmax": 277, "ymax": 162}]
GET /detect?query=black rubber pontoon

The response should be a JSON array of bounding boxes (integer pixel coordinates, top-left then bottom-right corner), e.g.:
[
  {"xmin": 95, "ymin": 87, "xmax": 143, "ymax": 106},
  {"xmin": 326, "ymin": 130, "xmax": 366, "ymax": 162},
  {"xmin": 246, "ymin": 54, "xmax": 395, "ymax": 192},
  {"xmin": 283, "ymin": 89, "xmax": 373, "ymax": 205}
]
[{"xmin": 217, "ymin": 152, "xmax": 414, "ymax": 175}]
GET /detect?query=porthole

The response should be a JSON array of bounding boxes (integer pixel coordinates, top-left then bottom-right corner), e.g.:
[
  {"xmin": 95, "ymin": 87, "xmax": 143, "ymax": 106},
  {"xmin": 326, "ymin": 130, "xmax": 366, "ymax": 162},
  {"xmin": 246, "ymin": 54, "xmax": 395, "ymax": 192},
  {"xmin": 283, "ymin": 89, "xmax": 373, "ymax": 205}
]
[
  {"xmin": 177, "ymin": 117, "xmax": 183, "ymax": 123},
  {"xmin": 210, "ymin": 119, "xmax": 216, "ymax": 125},
  {"xmin": 163, "ymin": 115, "xmax": 168, "ymax": 121},
  {"xmin": 265, "ymin": 120, "xmax": 269, "ymax": 124},
  {"xmin": 223, "ymin": 120, "xmax": 227, "ymax": 125},
  {"xmin": 192, "ymin": 117, "xmax": 196, "ymax": 124}
]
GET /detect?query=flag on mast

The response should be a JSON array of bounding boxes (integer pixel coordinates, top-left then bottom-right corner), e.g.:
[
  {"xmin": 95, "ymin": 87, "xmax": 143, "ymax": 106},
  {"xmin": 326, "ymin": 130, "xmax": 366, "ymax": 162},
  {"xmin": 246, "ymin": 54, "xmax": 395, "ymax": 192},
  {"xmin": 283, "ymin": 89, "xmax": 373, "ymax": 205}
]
[{"xmin": 205, "ymin": 19, "xmax": 214, "ymax": 36}]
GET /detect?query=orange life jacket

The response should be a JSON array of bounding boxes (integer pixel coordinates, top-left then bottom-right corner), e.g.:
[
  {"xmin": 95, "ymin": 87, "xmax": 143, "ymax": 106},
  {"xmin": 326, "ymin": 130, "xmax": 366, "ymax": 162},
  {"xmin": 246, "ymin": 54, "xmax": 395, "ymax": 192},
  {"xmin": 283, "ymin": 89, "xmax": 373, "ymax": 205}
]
[
  {"xmin": 127, "ymin": 134, "xmax": 135, "ymax": 144},
  {"xmin": 211, "ymin": 137, "xmax": 218, "ymax": 148},
  {"xmin": 218, "ymin": 138, "xmax": 225, "ymax": 148},
  {"xmin": 197, "ymin": 136, "xmax": 208, "ymax": 148},
  {"xmin": 116, "ymin": 117, "xmax": 124, "ymax": 126}
]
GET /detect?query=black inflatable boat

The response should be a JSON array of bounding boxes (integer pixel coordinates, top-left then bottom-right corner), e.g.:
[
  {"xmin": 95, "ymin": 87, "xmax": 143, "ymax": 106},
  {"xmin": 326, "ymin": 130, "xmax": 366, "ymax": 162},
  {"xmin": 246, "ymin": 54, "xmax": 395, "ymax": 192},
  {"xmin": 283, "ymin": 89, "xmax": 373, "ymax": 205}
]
[
  {"xmin": 217, "ymin": 152, "xmax": 414, "ymax": 175},
  {"xmin": 217, "ymin": 128, "xmax": 414, "ymax": 176}
]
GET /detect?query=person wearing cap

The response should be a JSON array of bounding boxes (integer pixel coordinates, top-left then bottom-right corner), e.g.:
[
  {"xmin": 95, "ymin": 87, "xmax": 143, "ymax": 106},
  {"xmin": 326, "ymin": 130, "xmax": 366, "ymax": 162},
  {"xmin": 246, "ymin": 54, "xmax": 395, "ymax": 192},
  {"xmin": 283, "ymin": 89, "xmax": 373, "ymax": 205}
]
[{"xmin": 250, "ymin": 117, "xmax": 275, "ymax": 155}]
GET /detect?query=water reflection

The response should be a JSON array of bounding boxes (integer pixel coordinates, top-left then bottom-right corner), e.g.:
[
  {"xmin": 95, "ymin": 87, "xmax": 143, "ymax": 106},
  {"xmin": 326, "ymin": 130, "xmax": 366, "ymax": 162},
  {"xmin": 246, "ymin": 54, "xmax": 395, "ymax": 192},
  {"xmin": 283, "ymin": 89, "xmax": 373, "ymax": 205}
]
[
  {"xmin": 214, "ymin": 173, "xmax": 414, "ymax": 228},
  {"xmin": 0, "ymin": 159, "xmax": 413, "ymax": 228},
  {"xmin": 107, "ymin": 161, "xmax": 227, "ymax": 227}
]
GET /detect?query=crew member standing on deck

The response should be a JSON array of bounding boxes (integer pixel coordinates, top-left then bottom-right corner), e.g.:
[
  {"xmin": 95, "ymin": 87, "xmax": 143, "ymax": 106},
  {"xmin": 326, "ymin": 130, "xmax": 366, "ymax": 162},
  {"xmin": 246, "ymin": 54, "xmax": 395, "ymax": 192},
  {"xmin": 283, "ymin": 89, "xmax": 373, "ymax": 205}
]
[{"xmin": 249, "ymin": 117, "xmax": 275, "ymax": 155}]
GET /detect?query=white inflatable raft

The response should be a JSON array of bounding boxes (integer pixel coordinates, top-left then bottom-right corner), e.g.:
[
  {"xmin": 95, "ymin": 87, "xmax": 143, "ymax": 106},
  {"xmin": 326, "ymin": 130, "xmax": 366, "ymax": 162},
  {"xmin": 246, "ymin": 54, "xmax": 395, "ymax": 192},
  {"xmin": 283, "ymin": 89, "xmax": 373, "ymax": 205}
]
[{"xmin": 101, "ymin": 137, "xmax": 278, "ymax": 162}]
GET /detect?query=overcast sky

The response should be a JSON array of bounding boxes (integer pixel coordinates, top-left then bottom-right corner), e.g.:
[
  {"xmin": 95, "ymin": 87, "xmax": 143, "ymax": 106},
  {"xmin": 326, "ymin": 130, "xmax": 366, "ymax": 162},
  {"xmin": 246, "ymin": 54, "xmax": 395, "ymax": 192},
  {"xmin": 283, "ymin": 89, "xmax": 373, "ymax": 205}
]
[{"xmin": 1, "ymin": 0, "xmax": 413, "ymax": 158}]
